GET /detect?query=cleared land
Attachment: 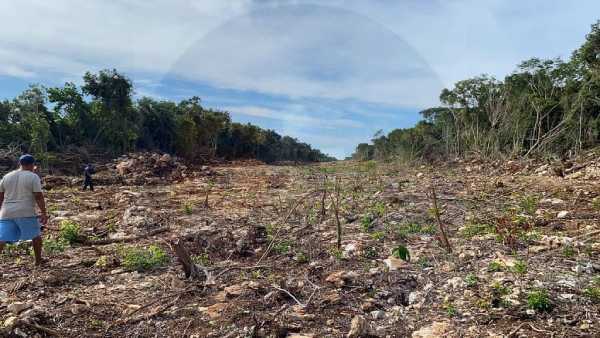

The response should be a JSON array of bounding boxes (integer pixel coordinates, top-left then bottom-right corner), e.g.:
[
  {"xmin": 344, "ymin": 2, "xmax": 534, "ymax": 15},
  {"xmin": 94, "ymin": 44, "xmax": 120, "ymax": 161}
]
[{"xmin": 1, "ymin": 157, "xmax": 600, "ymax": 337}]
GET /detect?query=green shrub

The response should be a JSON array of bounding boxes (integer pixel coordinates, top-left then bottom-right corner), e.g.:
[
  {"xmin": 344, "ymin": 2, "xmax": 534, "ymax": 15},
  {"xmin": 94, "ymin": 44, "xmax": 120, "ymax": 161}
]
[
  {"xmin": 121, "ymin": 245, "xmax": 169, "ymax": 272},
  {"xmin": 370, "ymin": 231, "xmax": 385, "ymax": 241},
  {"xmin": 487, "ymin": 261, "xmax": 504, "ymax": 272},
  {"xmin": 294, "ymin": 251, "xmax": 309, "ymax": 263},
  {"xmin": 443, "ymin": 301, "xmax": 457, "ymax": 317},
  {"xmin": 391, "ymin": 245, "xmax": 410, "ymax": 261},
  {"xmin": 372, "ymin": 202, "xmax": 386, "ymax": 217},
  {"xmin": 465, "ymin": 273, "xmax": 478, "ymax": 287},
  {"xmin": 191, "ymin": 253, "xmax": 210, "ymax": 266},
  {"xmin": 361, "ymin": 214, "xmax": 374, "ymax": 232},
  {"xmin": 527, "ymin": 289, "xmax": 552, "ymax": 311},
  {"xmin": 42, "ymin": 237, "xmax": 68, "ymax": 254},
  {"xmin": 182, "ymin": 201, "xmax": 194, "ymax": 215},
  {"xmin": 562, "ymin": 245, "xmax": 575, "ymax": 258},
  {"xmin": 512, "ymin": 260, "xmax": 527, "ymax": 275},
  {"xmin": 59, "ymin": 220, "xmax": 81, "ymax": 244},
  {"xmin": 273, "ymin": 241, "xmax": 291, "ymax": 255},
  {"xmin": 519, "ymin": 195, "xmax": 539, "ymax": 215},
  {"xmin": 584, "ymin": 286, "xmax": 600, "ymax": 303}
]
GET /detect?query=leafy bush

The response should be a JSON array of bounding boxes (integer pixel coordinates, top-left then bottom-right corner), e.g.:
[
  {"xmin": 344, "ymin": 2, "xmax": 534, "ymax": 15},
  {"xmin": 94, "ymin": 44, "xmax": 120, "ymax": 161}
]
[
  {"xmin": 121, "ymin": 245, "xmax": 169, "ymax": 272},
  {"xmin": 527, "ymin": 289, "xmax": 552, "ymax": 311},
  {"xmin": 59, "ymin": 220, "xmax": 81, "ymax": 244}
]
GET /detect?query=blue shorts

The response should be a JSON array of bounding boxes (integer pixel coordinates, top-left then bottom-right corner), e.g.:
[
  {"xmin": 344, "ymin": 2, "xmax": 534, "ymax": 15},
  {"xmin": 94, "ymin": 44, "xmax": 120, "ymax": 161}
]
[{"xmin": 0, "ymin": 217, "xmax": 41, "ymax": 242}]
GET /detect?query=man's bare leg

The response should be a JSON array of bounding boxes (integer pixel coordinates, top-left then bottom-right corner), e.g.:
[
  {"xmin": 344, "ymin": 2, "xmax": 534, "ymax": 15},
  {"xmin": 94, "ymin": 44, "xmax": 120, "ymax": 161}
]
[{"xmin": 32, "ymin": 236, "xmax": 43, "ymax": 266}]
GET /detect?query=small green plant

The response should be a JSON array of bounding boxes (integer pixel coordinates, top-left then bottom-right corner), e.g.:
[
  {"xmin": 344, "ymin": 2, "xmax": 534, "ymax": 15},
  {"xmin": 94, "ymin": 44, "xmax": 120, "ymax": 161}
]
[
  {"xmin": 251, "ymin": 270, "xmax": 263, "ymax": 279},
  {"xmin": 518, "ymin": 230, "xmax": 541, "ymax": 243},
  {"xmin": 266, "ymin": 223, "xmax": 277, "ymax": 240},
  {"xmin": 512, "ymin": 260, "xmax": 527, "ymax": 275},
  {"xmin": 192, "ymin": 253, "xmax": 211, "ymax": 266},
  {"xmin": 420, "ymin": 224, "xmax": 437, "ymax": 235},
  {"xmin": 461, "ymin": 223, "xmax": 494, "ymax": 238},
  {"xmin": 395, "ymin": 223, "xmax": 435, "ymax": 238},
  {"xmin": 121, "ymin": 245, "xmax": 169, "ymax": 272},
  {"xmin": 391, "ymin": 245, "xmax": 410, "ymax": 261},
  {"xmin": 584, "ymin": 286, "xmax": 600, "ymax": 303},
  {"xmin": 562, "ymin": 245, "xmax": 575, "ymax": 258},
  {"xmin": 273, "ymin": 241, "xmax": 291, "ymax": 255},
  {"xmin": 591, "ymin": 197, "xmax": 600, "ymax": 211},
  {"xmin": 487, "ymin": 261, "xmax": 504, "ymax": 272},
  {"xmin": 94, "ymin": 255, "xmax": 108, "ymax": 268},
  {"xmin": 182, "ymin": 201, "xmax": 194, "ymax": 215},
  {"xmin": 443, "ymin": 301, "xmax": 457, "ymax": 317},
  {"xmin": 370, "ymin": 231, "xmax": 385, "ymax": 241},
  {"xmin": 42, "ymin": 237, "xmax": 68, "ymax": 255},
  {"xmin": 106, "ymin": 222, "xmax": 118, "ymax": 233},
  {"xmin": 363, "ymin": 246, "xmax": 378, "ymax": 259},
  {"xmin": 583, "ymin": 278, "xmax": 600, "ymax": 303},
  {"xmin": 491, "ymin": 282, "xmax": 511, "ymax": 296},
  {"xmin": 361, "ymin": 214, "xmax": 374, "ymax": 232},
  {"xmin": 519, "ymin": 195, "xmax": 539, "ymax": 215},
  {"xmin": 527, "ymin": 289, "xmax": 552, "ymax": 311},
  {"xmin": 372, "ymin": 202, "xmax": 386, "ymax": 217},
  {"xmin": 465, "ymin": 273, "xmax": 478, "ymax": 287},
  {"xmin": 330, "ymin": 247, "xmax": 343, "ymax": 260},
  {"xmin": 417, "ymin": 256, "xmax": 432, "ymax": 268},
  {"xmin": 294, "ymin": 251, "xmax": 309, "ymax": 263},
  {"xmin": 59, "ymin": 220, "xmax": 81, "ymax": 244}
]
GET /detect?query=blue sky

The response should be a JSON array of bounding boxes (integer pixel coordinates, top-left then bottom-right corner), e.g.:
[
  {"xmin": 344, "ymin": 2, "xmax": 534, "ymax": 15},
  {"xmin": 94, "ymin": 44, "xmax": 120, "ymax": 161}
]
[{"xmin": 1, "ymin": 1, "xmax": 600, "ymax": 158}]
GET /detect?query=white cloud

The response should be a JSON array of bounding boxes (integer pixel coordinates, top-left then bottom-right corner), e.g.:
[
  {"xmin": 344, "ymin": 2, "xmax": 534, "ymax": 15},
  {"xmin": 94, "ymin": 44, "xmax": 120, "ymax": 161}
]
[
  {"xmin": 224, "ymin": 105, "xmax": 364, "ymax": 129},
  {"xmin": 0, "ymin": 64, "xmax": 35, "ymax": 78}
]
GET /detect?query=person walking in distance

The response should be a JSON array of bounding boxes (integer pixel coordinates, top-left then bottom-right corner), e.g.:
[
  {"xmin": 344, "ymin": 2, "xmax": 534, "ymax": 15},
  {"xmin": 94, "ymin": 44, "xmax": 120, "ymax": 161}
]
[
  {"xmin": 0, "ymin": 154, "xmax": 48, "ymax": 266},
  {"xmin": 83, "ymin": 163, "xmax": 95, "ymax": 191}
]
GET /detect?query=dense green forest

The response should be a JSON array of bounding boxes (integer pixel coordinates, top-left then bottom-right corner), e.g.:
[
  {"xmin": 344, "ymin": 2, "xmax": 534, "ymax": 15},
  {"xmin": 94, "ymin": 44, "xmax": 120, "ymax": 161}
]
[
  {"xmin": 353, "ymin": 21, "xmax": 600, "ymax": 162},
  {"xmin": 0, "ymin": 70, "xmax": 334, "ymax": 165}
]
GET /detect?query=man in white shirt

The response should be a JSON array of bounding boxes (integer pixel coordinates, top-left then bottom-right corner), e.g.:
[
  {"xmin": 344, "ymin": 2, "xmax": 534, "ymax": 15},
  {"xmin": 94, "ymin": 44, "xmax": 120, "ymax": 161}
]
[{"xmin": 0, "ymin": 154, "xmax": 48, "ymax": 266}]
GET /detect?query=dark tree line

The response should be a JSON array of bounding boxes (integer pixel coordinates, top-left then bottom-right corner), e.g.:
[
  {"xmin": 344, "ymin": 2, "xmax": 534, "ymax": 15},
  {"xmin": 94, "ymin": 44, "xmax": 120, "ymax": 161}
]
[
  {"xmin": 0, "ymin": 69, "xmax": 334, "ymax": 165},
  {"xmin": 354, "ymin": 21, "xmax": 600, "ymax": 162}
]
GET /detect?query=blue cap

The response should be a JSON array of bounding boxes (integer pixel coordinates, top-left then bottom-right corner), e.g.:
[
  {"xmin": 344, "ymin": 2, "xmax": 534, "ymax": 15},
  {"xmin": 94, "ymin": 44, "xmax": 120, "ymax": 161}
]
[{"xmin": 19, "ymin": 154, "xmax": 35, "ymax": 165}]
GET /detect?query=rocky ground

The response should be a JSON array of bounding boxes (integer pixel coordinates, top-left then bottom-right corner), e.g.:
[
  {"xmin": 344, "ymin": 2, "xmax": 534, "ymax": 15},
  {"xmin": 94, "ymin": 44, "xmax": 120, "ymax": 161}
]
[{"xmin": 1, "ymin": 155, "xmax": 600, "ymax": 337}]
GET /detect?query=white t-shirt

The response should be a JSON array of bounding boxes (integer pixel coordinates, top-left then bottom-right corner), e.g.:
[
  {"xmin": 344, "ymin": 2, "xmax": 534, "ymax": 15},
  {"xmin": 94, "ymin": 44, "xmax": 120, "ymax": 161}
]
[{"xmin": 0, "ymin": 170, "xmax": 42, "ymax": 219}]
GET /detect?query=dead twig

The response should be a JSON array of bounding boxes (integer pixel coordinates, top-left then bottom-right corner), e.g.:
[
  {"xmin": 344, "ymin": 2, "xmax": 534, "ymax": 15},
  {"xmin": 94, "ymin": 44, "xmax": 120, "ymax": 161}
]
[
  {"xmin": 271, "ymin": 285, "xmax": 304, "ymax": 307},
  {"xmin": 431, "ymin": 186, "xmax": 453, "ymax": 253}
]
